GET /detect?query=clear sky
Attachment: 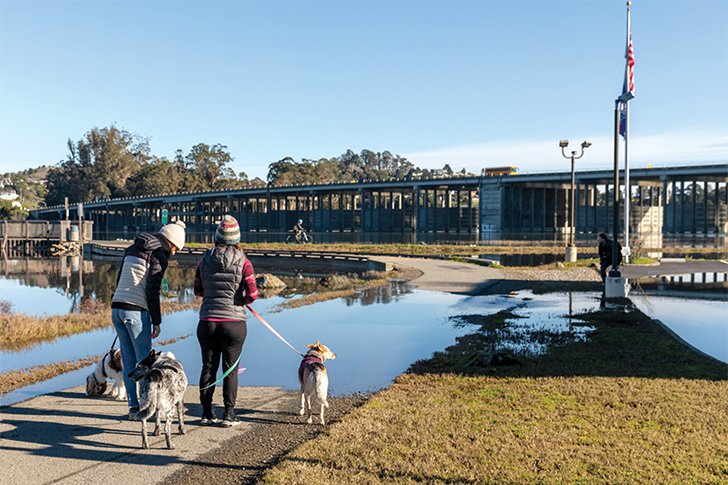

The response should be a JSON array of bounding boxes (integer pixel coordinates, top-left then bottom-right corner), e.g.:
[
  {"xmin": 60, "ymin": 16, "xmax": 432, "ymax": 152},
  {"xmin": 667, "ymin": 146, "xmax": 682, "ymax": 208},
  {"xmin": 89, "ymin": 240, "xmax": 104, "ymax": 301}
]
[{"xmin": 1, "ymin": 0, "xmax": 726, "ymax": 180}]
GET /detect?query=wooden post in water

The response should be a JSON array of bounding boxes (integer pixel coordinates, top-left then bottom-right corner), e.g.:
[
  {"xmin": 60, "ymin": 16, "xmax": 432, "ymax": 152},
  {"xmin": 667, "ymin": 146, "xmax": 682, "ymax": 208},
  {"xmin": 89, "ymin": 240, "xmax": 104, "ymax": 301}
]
[
  {"xmin": 1, "ymin": 220, "xmax": 7, "ymax": 260},
  {"xmin": 24, "ymin": 220, "xmax": 29, "ymax": 256},
  {"xmin": 78, "ymin": 202, "xmax": 84, "ymax": 245}
]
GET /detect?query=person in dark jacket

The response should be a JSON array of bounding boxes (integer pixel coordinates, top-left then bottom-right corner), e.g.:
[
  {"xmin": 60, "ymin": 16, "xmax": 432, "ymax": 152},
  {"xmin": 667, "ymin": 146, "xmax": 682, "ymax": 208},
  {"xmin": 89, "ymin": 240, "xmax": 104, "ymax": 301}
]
[
  {"xmin": 111, "ymin": 220, "xmax": 186, "ymax": 418},
  {"xmin": 597, "ymin": 232, "xmax": 622, "ymax": 282},
  {"xmin": 194, "ymin": 215, "xmax": 258, "ymax": 427}
]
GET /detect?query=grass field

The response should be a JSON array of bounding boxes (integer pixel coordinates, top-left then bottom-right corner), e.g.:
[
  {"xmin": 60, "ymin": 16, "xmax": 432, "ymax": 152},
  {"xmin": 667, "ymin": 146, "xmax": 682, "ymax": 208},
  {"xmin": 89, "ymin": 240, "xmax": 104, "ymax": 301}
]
[
  {"xmin": 263, "ymin": 300, "xmax": 728, "ymax": 484},
  {"xmin": 187, "ymin": 241, "xmax": 726, "ymax": 259}
]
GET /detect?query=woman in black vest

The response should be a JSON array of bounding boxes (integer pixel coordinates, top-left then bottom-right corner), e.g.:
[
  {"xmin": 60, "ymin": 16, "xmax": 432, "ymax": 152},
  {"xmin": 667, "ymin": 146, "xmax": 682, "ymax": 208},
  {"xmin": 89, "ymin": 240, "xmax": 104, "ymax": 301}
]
[{"xmin": 194, "ymin": 215, "xmax": 259, "ymax": 427}]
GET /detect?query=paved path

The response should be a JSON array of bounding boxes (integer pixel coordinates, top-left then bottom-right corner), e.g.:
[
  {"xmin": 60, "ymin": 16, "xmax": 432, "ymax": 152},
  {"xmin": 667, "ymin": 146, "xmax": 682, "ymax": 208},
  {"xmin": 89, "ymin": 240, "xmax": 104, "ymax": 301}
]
[
  {"xmin": 0, "ymin": 386, "xmax": 299, "ymax": 485},
  {"xmin": 377, "ymin": 256, "xmax": 504, "ymax": 294}
]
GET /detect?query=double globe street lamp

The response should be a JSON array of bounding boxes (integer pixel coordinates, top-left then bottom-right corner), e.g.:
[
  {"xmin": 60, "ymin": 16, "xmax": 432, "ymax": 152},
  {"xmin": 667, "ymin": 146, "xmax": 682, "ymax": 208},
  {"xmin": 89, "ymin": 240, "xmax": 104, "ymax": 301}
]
[{"xmin": 559, "ymin": 139, "xmax": 591, "ymax": 262}]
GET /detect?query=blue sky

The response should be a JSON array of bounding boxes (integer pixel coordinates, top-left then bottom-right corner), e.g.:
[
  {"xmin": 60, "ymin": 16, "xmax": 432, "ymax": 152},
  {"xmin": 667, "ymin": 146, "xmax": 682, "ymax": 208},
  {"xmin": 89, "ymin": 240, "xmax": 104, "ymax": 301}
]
[{"xmin": 1, "ymin": 0, "xmax": 726, "ymax": 179}]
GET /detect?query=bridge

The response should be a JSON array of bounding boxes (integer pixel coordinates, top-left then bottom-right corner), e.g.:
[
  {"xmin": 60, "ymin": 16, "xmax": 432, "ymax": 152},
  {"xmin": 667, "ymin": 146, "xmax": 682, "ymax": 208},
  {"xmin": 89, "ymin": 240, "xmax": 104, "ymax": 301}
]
[{"xmin": 30, "ymin": 163, "xmax": 728, "ymax": 245}]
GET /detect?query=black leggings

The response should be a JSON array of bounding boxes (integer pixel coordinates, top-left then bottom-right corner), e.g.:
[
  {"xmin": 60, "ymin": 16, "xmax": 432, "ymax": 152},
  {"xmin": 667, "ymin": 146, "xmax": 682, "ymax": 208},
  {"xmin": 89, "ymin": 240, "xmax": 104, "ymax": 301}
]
[{"xmin": 197, "ymin": 320, "xmax": 247, "ymax": 414}]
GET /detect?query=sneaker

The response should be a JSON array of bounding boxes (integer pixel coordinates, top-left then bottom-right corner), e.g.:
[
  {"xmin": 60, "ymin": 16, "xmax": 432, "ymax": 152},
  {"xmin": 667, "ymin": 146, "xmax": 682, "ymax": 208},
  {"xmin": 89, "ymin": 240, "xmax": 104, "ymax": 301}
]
[
  {"xmin": 221, "ymin": 414, "xmax": 241, "ymax": 428},
  {"xmin": 128, "ymin": 407, "xmax": 140, "ymax": 421},
  {"xmin": 200, "ymin": 413, "xmax": 220, "ymax": 426}
]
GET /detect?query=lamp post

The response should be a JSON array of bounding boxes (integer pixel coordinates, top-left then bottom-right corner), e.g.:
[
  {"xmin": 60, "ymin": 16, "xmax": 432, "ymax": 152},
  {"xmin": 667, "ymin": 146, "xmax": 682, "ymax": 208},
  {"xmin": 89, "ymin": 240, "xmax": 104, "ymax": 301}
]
[{"xmin": 559, "ymin": 139, "xmax": 591, "ymax": 262}]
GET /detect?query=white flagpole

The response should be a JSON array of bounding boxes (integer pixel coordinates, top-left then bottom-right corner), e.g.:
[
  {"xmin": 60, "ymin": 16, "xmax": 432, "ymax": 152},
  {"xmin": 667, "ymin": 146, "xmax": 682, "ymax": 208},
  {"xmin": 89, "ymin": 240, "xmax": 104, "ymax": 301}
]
[{"xmin": 623, "ymin": 1, "xmax": 632, "ymax": 262}]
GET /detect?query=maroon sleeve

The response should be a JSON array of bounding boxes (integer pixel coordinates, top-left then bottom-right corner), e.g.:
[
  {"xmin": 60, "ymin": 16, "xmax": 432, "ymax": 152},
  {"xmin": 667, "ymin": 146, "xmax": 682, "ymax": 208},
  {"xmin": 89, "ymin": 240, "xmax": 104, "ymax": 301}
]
[
  {"xmin": 241, "ymin": 258, "xmax": 259, "ymax": 304},
  {"xmin": 193, "ymin": 260, "xmax": 204, "ymax": 297}
]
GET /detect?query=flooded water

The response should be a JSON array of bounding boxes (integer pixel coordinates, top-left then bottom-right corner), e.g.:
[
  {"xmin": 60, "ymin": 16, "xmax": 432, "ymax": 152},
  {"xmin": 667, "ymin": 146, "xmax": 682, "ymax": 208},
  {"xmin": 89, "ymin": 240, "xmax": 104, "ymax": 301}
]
[
  {"xmin": 0, "ymin": 287, "xmax": 505, "ymax": 405},
  {"xmin": 635, "ymin": 272, "xmax": 728, "ymax": 298},
  {"xmin": 489, "ymin": 291, "xmax": 597, "ymax": 356},
  {"xmin": 0, "ymin": 255, "xmax": 604, "ymax": 406},
  {"xmin": 1, "ymin": 256, "xmax": 726, "ymax": 407},
  {"xmin": 632, "ymin": 295, "xmax": 728, "ymax": 363},
  {"xmin": 0, "ymin": 257, "xmax": 323, "ymax": 316}
]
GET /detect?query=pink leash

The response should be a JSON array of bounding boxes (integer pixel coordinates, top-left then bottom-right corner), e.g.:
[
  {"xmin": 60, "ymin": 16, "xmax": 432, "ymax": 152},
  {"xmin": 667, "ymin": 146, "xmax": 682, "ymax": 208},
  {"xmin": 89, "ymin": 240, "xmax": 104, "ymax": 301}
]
[{"xmin": 246, "ymin": 305, "xmax": 304, "ymax": 356}]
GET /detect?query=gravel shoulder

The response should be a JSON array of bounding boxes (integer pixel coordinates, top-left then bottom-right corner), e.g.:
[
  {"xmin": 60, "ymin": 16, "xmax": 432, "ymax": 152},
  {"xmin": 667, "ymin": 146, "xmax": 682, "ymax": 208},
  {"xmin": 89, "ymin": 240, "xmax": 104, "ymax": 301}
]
[{"xmin": 166, "ymin": 394, "xmax": 369, "ymax": 485}]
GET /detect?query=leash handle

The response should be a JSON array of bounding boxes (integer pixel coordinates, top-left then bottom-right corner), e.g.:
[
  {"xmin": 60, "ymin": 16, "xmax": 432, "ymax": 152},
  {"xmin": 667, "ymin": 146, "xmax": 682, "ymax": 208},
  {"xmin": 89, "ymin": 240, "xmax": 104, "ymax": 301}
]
[{"xmin": 246, "ymin": 305, "xmax": 304, "ymax": 356}]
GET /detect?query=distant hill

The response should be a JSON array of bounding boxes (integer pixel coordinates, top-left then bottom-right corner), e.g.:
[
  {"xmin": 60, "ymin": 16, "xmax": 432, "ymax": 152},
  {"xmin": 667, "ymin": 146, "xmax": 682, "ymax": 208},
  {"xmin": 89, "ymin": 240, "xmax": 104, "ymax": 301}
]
[{"xmin": 0, "ymin": 166, "xmax": 50, "ymax": 212}]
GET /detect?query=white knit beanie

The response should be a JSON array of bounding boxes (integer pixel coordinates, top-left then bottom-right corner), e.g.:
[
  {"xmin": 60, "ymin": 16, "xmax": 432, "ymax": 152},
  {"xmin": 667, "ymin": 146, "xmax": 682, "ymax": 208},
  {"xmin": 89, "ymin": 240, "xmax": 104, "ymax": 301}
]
[{"xmin": 158, "ymin": 220, "xmax": 186, "ymax": 251}]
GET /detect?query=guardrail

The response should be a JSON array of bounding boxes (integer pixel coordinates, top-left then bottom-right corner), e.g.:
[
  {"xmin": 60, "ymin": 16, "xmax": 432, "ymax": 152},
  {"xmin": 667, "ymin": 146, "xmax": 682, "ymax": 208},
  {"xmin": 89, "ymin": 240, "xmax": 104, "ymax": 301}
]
[{"xmin": 89, "ymin": 244, "xmax": 389, "ymax": 273}]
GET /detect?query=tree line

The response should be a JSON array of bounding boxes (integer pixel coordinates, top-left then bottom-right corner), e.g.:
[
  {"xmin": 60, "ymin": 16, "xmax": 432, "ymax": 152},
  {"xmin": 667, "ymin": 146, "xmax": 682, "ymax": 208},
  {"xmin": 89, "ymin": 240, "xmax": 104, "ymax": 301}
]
[{"xmin": 44, "ymin": 125, "xmax": 467, "ymax": 206}]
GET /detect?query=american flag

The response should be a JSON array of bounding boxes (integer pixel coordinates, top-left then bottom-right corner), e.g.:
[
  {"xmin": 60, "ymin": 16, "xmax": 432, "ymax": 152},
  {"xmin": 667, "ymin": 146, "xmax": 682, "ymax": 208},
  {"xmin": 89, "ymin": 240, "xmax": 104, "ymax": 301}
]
[{"xmin": 620, "ymin": 34, "xmax": 635, "ymax": 101}]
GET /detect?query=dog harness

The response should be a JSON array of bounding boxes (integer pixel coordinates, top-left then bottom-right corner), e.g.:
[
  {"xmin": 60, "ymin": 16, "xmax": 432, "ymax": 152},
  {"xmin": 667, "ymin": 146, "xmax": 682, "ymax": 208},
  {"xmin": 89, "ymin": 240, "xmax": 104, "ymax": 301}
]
[{"xmin": 298, "ymin": 354, "xmax": 323, "ymax": 384}]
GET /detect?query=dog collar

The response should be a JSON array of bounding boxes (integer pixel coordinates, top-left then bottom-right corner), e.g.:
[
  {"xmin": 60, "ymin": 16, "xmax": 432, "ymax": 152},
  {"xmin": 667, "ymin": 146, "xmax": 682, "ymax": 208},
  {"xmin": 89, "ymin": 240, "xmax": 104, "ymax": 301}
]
[
  {"xmin": 302, "ymin": 355, "xmax": 323, "ymax": 365},
  {"xmin": 100, "ymin": 352, "xmax": 110, "ymax": 379}
]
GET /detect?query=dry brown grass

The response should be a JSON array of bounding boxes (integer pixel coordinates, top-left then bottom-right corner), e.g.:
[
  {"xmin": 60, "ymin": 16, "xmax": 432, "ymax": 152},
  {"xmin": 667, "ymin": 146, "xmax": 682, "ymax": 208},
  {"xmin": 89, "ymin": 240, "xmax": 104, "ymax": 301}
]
[
  {"xmin": 0, "ymin": 357, "xmax": 96, "ymax": 395},
  {"xmin": 0, "ymin": 300, "xmax": 200, "ymax": 351},
  {"xmin": 264, "ymin": 374, "xmax": 728, "ymax": 484},
  {"xmin": 0, "ymin": 312, "xmax": 109, "ymax": 351},
  {"xmin": 274, "ymin": 271, "xmax": 402, "ymax": 311},
  {"xmin": 160, "ymin": 300, "xmax": 200, "ymax": 314},
  {"xmin": 274, "ymin": 289, "xmax": 363, "ymax": 311},
  {"xmin": 187, "ymin": 241, "xmax": 727, "ymax": 257},
  {"xmin": 156, "ymin": 333, "xmax": 192, "ymax": 346}
]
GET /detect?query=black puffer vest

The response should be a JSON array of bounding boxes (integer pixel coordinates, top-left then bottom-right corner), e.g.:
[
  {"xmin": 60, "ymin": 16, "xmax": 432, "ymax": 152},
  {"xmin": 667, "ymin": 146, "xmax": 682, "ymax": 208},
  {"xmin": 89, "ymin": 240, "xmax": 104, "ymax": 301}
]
[{"xmin": 198, "ymin": 245, "xmax": 246, "ymax": 321}]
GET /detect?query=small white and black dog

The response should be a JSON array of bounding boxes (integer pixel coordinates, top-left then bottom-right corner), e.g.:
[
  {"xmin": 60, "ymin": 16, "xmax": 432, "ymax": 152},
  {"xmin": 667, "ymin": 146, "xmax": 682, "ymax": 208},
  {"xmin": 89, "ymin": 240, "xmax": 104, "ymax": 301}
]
[
  {"xmin": 298, "ymin": 341, "xmax": 336, "ymax": 425},
  {"xmin": 128, "ymin": 349, "xmax": 188, "ymax": 449},
  {"xmin": 86, "ymin": 349, "xmax": 126, "ymax": 401}
]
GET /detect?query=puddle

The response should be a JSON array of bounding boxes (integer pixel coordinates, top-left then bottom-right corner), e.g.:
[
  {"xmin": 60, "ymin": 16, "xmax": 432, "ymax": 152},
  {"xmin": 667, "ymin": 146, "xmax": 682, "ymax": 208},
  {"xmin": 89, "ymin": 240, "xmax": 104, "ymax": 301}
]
[
  {"xmin": 453, "ymin": 290, "xmax": 599, "ymax": 356},
  {"xmin": 632, "ymin": 295, "xmax": 728, "ymax": 363}
]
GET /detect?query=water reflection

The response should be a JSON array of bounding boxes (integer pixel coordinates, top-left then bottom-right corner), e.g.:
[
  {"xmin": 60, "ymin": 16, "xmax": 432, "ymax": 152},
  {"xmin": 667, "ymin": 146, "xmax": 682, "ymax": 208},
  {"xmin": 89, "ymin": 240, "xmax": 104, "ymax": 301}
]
[
  {"xmin": 1, "ymin": 287, "xmax": 725, "ymax": 407},
  {"xmin": 0, "ymin": 257, "xmax": 374, "ymax": 316},
  {"xmin": 452, "ymin": 290, "xmax": 599, "ymax": 357},
  {"xmin": 1, "ymin": 288, "xmax": 499, "ymax": 405},
  {"xmin": 632, "ymin": 295, "xmax": 728, "ymax": 363},
  {"xmin": 635, "ymin": 272, "xmax": 728, "ymax": 299}
]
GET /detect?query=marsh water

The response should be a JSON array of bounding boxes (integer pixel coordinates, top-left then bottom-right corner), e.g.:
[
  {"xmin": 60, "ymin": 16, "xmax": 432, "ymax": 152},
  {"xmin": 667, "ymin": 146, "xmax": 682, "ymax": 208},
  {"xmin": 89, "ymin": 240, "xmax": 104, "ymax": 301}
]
[{"xmin": 0, "ymin": 256, "xmax": 726, "ymax": 406}]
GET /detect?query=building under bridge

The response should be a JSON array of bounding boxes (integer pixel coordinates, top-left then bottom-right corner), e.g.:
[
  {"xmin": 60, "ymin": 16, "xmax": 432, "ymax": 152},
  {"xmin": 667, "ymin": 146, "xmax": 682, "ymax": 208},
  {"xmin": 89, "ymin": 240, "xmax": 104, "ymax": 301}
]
[{"xmin": 30, "ymin": 164, "xmax": 728, "ymax": 246}]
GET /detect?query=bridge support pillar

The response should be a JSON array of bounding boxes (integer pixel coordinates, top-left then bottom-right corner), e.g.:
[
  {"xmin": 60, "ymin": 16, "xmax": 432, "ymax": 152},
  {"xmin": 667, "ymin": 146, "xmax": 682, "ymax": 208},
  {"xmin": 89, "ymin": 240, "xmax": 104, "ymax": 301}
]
[{"xmin": 478, "ymin": 179, "xmax": 502, "ymax": 240}]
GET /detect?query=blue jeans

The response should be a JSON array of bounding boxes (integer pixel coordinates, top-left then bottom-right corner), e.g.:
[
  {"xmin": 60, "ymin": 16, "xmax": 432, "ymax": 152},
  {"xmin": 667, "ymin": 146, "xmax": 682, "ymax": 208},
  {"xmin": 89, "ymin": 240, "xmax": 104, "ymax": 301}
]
[{"xmin": 112, "ymin": 308, "xmax": 152, "ymax": 409}]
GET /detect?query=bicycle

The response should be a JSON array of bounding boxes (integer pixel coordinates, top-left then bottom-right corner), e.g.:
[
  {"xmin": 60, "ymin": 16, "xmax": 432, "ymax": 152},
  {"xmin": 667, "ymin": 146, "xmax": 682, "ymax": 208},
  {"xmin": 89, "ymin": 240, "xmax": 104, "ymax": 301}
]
[{"xmin": 286, "ymin": 231, "xmax": 314, "ymax": 244}]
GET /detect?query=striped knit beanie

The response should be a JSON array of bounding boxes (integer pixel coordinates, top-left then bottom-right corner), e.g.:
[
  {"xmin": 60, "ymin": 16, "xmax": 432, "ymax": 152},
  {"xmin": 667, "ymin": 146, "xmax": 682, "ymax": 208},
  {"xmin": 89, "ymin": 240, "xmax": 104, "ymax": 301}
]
[{"xmin": 215, "ymin": 215, "xmax": 241, "ymax": 245}]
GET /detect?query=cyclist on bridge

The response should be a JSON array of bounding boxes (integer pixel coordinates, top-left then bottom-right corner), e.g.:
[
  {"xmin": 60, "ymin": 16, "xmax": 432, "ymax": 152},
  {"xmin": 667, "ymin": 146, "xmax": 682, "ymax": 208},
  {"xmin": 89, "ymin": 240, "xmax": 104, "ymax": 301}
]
[{"xmin": 293, "ymin": 219, "xmax": 305, "ymax": 238}]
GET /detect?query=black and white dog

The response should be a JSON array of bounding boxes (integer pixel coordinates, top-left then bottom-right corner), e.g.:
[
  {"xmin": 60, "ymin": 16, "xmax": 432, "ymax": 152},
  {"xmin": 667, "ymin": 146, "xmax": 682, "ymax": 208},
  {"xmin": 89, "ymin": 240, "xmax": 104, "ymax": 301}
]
[
  {"xmin": 86, "ymin": 348, "xmax": 126, "ymax": 400},
  {"xmin": 128, "ymin": 349, "xmax": 188, "ymax": 449}
]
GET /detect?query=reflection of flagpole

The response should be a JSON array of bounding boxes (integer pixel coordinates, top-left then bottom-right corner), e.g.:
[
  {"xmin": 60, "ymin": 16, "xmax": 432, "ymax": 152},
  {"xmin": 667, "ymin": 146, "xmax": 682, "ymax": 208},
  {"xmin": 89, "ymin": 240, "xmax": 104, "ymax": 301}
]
[{"xmin": 624, "ymin": 99, "xmax": 630, "ymax": 260}]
